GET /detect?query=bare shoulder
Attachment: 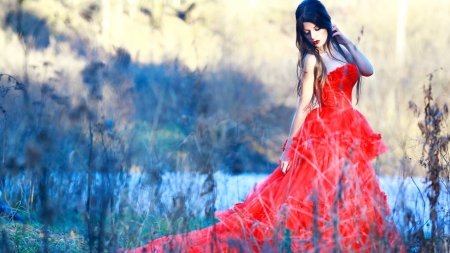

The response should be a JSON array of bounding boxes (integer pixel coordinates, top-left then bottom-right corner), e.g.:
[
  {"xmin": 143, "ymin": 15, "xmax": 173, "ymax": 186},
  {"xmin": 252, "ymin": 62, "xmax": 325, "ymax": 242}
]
[{"xmin": 303, "ymin": 54, "xmax": 317, "ymax": 72}]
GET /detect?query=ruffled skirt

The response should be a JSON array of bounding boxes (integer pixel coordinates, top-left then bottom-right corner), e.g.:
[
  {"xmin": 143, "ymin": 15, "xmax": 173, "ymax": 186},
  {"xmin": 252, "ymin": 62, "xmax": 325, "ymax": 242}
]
[{"xmin": 128, "ymin": 107, "xmax": 405, "ymax": 253}]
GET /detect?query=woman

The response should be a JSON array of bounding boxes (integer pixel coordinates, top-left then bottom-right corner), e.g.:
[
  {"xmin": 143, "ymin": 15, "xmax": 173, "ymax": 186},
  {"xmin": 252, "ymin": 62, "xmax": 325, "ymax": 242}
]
[{"xmin": 127, "ymin": 0, "xmax": 405, "ymax": 252}]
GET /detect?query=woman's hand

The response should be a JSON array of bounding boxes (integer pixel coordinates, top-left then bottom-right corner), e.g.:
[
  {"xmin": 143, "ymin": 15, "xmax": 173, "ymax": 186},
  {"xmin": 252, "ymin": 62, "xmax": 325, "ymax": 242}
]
[
  {"xmin": 332, "ymin": 24, "xmax": 374, "ymax": 76},
  {"xmin": 279, "ymin": 152, "xmax": 290, "ymax": 174},
  {"xmin": 331, "ymin": 24, "xmax": 352, "ymax": 46}
]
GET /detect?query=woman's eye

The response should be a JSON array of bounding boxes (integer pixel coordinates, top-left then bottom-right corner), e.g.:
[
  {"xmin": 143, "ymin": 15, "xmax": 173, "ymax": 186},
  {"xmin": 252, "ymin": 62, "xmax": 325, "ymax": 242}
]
[
  {"xmin": 304, "ymin": 31, "xmax": 310, "ymax": 35},
  {"xmin": 315, "ymin": 28, "xmax": 320, "ymax": 31}
]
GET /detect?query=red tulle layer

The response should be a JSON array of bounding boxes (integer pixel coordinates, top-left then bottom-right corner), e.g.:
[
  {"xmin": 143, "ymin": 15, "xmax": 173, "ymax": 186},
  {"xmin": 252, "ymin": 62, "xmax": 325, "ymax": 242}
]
[{"xmin": 127, "ymin": 107, "xmax": 404, "ymax": 253}]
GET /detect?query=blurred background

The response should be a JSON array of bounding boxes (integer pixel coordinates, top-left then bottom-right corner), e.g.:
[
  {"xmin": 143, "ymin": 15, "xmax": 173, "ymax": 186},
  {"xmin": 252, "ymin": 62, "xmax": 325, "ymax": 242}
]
[
  {"xmin": 0, "ymin": 0, "xmax": 449, "ymax": 251},
  {"xmin": 1, "ymin": 0, "xmax": 449, "ymax": 175}
]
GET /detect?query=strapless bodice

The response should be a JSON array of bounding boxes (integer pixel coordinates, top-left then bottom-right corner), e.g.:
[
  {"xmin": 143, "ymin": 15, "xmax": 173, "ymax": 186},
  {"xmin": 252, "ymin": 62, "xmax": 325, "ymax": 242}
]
[{"xmin": 316, "ymin": 63, "xmax": 358, "ymax": 109}]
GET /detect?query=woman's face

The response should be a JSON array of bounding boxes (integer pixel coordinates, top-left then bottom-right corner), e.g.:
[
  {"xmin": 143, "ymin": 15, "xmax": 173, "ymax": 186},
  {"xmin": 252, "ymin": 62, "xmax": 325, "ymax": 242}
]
[{"xmin": 302, "ymin": 22, "xmax": 328, "ymax": 50}]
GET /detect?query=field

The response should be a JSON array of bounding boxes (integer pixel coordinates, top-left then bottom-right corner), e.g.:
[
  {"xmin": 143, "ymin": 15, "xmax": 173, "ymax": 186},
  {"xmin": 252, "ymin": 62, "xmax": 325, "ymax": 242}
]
[{"xmin": 0, "ymin": 0, "xmax": 449, "ymax": 252}]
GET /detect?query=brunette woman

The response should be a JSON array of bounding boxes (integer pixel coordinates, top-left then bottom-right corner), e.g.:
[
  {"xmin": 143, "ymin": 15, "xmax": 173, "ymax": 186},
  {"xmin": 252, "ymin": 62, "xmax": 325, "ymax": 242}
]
[{"xmin": 127, "ymin": 0, "xmax": 405, "ymax": 252}]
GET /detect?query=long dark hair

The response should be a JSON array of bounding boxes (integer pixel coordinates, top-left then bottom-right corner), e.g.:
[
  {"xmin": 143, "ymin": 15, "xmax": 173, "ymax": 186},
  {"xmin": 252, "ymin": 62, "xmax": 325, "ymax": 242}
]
[{"xmin": 295, "ymin": 0, "xmax": 361, "ymax": 106}]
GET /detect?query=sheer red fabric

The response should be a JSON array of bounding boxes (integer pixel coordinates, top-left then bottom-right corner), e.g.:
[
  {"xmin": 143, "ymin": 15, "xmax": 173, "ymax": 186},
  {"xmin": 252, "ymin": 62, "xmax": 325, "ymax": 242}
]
[{"xmin": 127, "ymin": 64, "xmax": 405, "ymax": 252}]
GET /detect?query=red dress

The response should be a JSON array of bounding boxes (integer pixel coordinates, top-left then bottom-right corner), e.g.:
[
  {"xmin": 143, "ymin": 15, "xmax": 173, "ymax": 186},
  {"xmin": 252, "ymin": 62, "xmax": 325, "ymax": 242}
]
[{"xmin": 128, "ymin": 63, "xmax": 405, "ymax": 252}]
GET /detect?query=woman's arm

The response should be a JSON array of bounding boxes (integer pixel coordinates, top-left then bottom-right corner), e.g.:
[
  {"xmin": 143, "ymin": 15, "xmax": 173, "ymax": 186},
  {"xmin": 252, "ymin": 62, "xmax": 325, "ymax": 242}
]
[
  {"xmin": 332, "ymin": 24, "xmax": 374, "ymax": 77},
  {"xmin": 279, "ymin": 54, "xmax": 316, "ymax": 174}
]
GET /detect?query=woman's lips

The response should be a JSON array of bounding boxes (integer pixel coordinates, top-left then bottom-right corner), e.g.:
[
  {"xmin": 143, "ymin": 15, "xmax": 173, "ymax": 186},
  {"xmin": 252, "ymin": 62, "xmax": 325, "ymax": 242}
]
[{"xmin": 313, "ymin": 40, "xmax": 320, "ymax": 45}]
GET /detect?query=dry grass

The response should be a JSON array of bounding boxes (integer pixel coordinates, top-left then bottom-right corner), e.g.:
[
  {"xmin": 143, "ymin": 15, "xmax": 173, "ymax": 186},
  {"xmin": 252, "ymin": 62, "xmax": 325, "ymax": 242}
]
[
  {"xmin": 0, "ymin": 0, "xmax": 449, "ymax": 251},
  {"xmin": 1, "ymin": 0, "xmax": 450, "ymax": 174}
]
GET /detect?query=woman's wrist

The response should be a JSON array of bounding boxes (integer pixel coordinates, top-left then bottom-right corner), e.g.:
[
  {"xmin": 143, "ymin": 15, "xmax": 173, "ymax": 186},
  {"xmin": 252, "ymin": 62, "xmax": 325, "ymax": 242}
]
[
  {"xmin": 282, "ymin": 139, "xmax": 293, "ymax": 152},
  {"xmin": 282, "ymin": 139, "xmax": 288, "ymax": 151},
  {"xmin": 343, "ymin": 40, "xmax": 355, "ymax": 49}
]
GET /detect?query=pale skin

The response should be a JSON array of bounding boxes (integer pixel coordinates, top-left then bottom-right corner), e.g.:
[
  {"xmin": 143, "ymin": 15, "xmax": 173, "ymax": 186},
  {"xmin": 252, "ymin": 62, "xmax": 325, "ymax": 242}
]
[{"xmin": 279, "ymin": 22, "xmax": 374, "ymax": 174}]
